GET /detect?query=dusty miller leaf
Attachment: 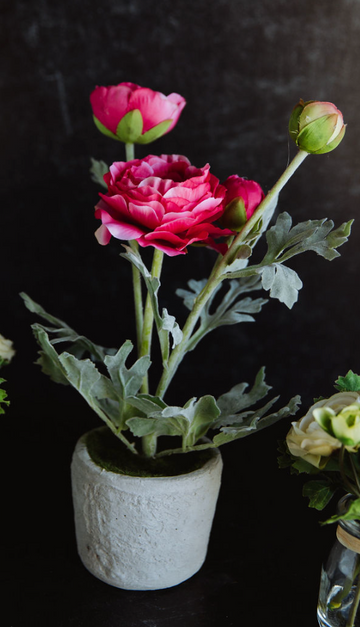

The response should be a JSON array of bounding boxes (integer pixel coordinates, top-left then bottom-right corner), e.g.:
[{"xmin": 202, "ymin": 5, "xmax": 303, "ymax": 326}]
[
  {"xmin": 126, "ymin": 394, "xmax": 220, "ymax": 448},
  {"xmin": 260, "ymin": 264, "xmax": 303, "ymax": 309},
  {"xmin": 178, "ymin": 277, "xmax": 267, "ymax": 352},
  {"xmin": 121, "ymin": 246, "xmax": 183, "ymax": 357},
  {"xmin": 89, "ymin": 158, "xmax": 109, "ymax": 189},
  {"xmin": 21, "ymin": 292, "xmax": 113, "ymax": 362},
  {"xmin": 104, "ymin": 341, "xmax": 151, "ymax": 398},
  {"xmin": 213, "ymin": 394, "xmax": 300, "ymax": 446},
  {"xmin": 220, "ymin": 213, "xmax": 352, "ymax": 308}
]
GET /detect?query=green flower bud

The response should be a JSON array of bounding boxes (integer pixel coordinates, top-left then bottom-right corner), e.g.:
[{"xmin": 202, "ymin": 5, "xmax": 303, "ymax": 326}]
[
  {"xmin": 220, "ymin": 198, "xmax": 247, "ymax": 231},
  {"xmin": 289, "ymin": 99, "xmax": 346, "ymax": 154},
  {"xmin": 314, "ymin": 403, "xmax": 360, "ymax": 447}
]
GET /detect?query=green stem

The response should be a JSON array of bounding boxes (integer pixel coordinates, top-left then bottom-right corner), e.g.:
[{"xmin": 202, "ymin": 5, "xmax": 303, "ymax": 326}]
[
  {"xmin": 140, "ymin": 248, "xmax": 164, "ymax": 458},
  {"xmin": 125, "ymin": 143, "xmax": 144, "ymax": 358},
  {"xmin": 129, "ymin": 240, "xmax": 144, "ymax": 357},
  {"xmin": 125, "ymin": 142, "xmax": 135, "ymax": 161},
  {"xmin": 140, "ymin": 248, "xmax": 164, "ymax": 390},
  {"xmin": 221, "ymin": 149, "xmax": 309, "ymax": 266},
  {"xmin": 347, "ymin": 568, "xmax": 360, "ymax": 627},
  {"xmin": 349, "ymin": 453, "xmax": 360, "ymax": 498},
  {"xmin": 156, "ymin": 269, "xmax": 222, "ymax": 398},
  {"xmin": 340, "ymin": 447, "xmax": 358, "ymax": 496},
  {"xmin": 155, "ymin": 149, "xmax": 309, "ymax": 399}
]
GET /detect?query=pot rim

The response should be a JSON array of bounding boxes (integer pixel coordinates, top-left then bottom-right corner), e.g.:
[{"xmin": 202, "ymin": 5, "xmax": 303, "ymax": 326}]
[{"xmin": 73, "ymin": 427, "xmax": 223, "ymax": 485}]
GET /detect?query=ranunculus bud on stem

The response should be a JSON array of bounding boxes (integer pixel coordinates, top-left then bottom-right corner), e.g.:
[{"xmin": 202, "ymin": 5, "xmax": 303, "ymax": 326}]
[
  {"xmin": 220, "ymin": 176, "xmax": 265, "ymax": 231},
  {"xmin": 289, "ymin": 99, "xmax": 346, "ymax": 154}
]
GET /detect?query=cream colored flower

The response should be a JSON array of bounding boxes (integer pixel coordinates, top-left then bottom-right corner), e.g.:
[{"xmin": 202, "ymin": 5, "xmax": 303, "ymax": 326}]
[
  {"xmin": 285, "ymin": 392, "xmax": 360, "ymax": 468},
  {"xmin": 0, "ymin": 335, "xmax": 15, "ymax": 363}
]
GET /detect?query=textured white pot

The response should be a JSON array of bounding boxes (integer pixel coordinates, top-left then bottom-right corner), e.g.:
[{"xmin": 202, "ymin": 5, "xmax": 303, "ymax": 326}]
[{"xmin": 71, "ymin": 430, "xmax": 223, "ymax": 591}]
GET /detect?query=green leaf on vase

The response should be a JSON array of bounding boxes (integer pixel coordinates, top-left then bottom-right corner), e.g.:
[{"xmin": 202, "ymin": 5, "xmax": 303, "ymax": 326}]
[
  {"xmin": 322, "ymin": 498, "xmax": 360, "ymax": 525},
  {"xmin": 0, "ymin": 381, "xmax": 9, "ymax": 414},
  {"xmin": 334, "ymin": 370, "xmax": 360, "ymax": 393},
  {"xmin": 302, "ymin": 479, "xmax": 337, "ymax": 510}
]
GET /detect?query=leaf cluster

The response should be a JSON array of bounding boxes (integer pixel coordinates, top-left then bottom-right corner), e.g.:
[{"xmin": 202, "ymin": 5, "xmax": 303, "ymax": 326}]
[
  {"xmin": 21, "ymin": 293, "xmax": 299, "ymax": 457},
  {"xmin": 0, "ymin": 379, "xmax": 9, "ymax": 415},
  {"xmin": 222, "ymin": 212, "xmax": 353, "ymax": 308}
]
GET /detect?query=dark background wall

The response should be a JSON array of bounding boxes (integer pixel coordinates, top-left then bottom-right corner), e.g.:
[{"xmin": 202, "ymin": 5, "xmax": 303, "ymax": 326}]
[{"xmin": 3, "ymin": 1, "xmax": 360, "ymax": 626}]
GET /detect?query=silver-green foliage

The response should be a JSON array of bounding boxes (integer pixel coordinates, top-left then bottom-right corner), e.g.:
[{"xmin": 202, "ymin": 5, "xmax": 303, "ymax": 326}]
[{"xmin": 21, "ymin": 294, "xmax": 300, "ymax": 456}]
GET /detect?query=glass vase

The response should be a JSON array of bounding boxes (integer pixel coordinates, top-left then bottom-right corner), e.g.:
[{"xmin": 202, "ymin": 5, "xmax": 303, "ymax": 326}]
[{"xmin": 318, "ymin": 495, "xmax": 360, "ymax": 627}]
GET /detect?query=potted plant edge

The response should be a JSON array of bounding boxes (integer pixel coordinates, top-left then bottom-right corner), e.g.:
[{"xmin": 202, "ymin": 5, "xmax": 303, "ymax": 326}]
[{"xmin": 22, "ymin": 84, "xmax": 351, "ymax": 590}]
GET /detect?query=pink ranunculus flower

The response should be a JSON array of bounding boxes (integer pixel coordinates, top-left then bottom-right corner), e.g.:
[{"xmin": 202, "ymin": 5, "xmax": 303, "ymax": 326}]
[
  {"xmin": 94, "ymin": 154, "xmax": 234, "ymax": 257},
  {"xmin": 90, "ymin": 82, "xmax": 186, "ymax": 145},
  {"xmin": 219, "ymin": 175, "xmax": 265, "ymax": 231}
]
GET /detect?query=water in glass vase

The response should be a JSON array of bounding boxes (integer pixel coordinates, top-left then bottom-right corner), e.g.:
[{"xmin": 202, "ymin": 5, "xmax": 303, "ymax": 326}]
[{"xmin": 317, "ymin": 497, "xmax": 360, "ymax": 627}]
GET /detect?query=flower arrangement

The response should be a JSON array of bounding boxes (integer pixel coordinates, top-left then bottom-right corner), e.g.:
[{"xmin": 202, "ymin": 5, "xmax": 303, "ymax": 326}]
[
  {"xmin": 280, "ymin": 371, "xmax": 360, "ymax": 521},
  {"xmin": 280, "ymin": 371, "xmax": 360, "ymax": 627},
  {"xmin": 21, "ymin": 83, "xmax": 351, "ymax": 465}
]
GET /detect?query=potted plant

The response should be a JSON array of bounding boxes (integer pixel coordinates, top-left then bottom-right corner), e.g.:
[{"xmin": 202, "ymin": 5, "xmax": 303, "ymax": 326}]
[{"xmin": 22, "ymin": 84, "xmax": 351, "ymax": 590}]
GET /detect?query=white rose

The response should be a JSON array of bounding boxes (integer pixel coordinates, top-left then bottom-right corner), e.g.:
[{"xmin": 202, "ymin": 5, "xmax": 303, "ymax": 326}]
[
  {"xmin": 285, "ymin": 392, "xmax": 360, "ymax": 468},
  {"xmin": 0, "ymin": 335, "xmax": 15, "ymax": 363}
]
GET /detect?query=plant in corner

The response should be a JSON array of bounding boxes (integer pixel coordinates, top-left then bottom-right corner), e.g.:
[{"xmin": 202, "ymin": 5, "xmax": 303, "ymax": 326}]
[
  {"xmin": 22, "ymin": 85, "xmax": 351, "ymax": 590},
  {"xmin": 280, "ymin": 371, "xmax": 360, "ymax": 627}
]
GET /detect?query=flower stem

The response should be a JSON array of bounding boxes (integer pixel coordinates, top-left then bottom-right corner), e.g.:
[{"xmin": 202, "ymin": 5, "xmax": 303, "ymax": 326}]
[
  {"xmin": 221, "ymin": 149, "xmax": 309, "ymax": 265},
  {"xmin": 339, "ymin": 447, "xmax": 358, "ymax": 496},
  {"xmin": 125, "ymin": 142, "xmax": 135, "ymax": 161},
  {"xmin": 155, "ymin": 269, "xmax": 222, "ymax": 398},
  {"xmin": 347, "ymin": 569, "xmax": 360, "ymax": 627},
  {"xmin": 140, "ymin": 248, "xmax": 164, "ymax": 393},
  {"xmin": 155, "ymin": 149, "xmax": 309, "ymax": 399},
  {"xmin": 129, "ymin": 240, "xmax": 144, "ymax": 357},
  {"xmin": 139, "ymin": 248, "xmax": 164, "ymax": 457},
  {"xmin": 349, "ymin": 453, "xmax": 360, "ymax": 498},
  {"xmin": 125, "ymin": 144, "xmax": 143, "ymax": 357}
]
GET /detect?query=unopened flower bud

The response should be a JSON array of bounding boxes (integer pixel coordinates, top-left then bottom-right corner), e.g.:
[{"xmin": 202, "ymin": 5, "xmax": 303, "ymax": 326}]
[
  {"xmin": 220, "ymin": 176, "xmax": 264, "ymax": 231},
  {"xmin": 289, "ymin": 99, "xmax": 346, "ymax": 154}
]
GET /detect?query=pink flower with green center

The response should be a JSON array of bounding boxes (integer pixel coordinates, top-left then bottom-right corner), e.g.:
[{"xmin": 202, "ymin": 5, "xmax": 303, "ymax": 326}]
[
  {"xmin": 90, "ymin": 83, "xmax": 186, "ymax": 144},
  {"xmin": 94, "ymin": 154, "xmax": 234, "ymax": 256}
]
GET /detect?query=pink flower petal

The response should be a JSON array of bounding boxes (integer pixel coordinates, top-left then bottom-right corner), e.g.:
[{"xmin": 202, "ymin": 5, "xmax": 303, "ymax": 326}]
[
  {"xmin": 129, "ymin": 88, "xmax": 185, "ymax": 133},
  {"xmin": 128, "ymin": 200, "xmax": 164, "ymax": 229},
  {"xmin": 90, "ymin": 84, "xmax": 135, "ymax": 133},
  {"xmin": 95, "ymin": 224, "xmax": 112, "ymax": 245}
]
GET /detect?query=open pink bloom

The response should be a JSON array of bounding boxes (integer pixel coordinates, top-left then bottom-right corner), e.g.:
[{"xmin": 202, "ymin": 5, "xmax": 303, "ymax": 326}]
[
  {"xmin": 95, "ymin": 155, "xmax": 234, "ymax": 256},
  {"xmin": 90, "ymin": 83, "xmax": 186, "ymax": 144},
  {"xmin": 220, "ymin": 175, "xmax": 265, "ymax": 231}
]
